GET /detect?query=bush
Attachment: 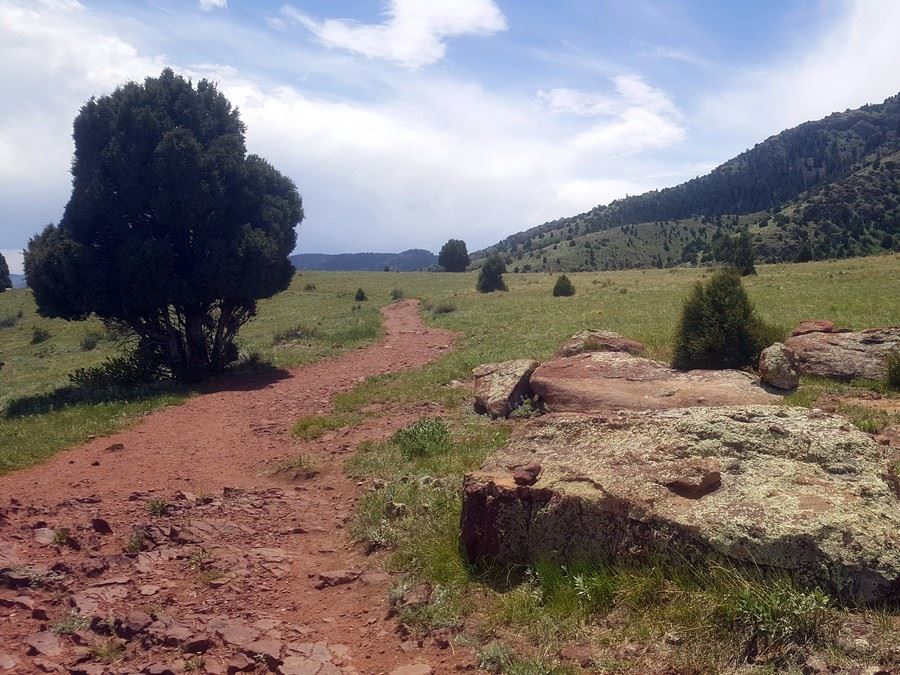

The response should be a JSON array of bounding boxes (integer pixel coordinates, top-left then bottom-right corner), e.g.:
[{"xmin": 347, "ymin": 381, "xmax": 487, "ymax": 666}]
[
  {"xmin": 672, "ymin": 268, "xmax": 771, "ymax": 370},
  {"xmin": 431, "ymin": 301, "xmax": 456, "ymax": 315},
  {"xmin": 355, "ymin": 288, "xmax": 368, "ymax": 302},
  {"xmin": 390, "ymin": 288, "xmax": 404, "ymax": 301},
  {"xmin": 476, "ymin": 254, "xmax": 507, "ymax": 293},
  {"xmin": 31, "ymin": 327, "xmax": 51, "ymax": 344},
  {"xmin": 69, "ymin": 350, "xmax": 164, "ymax": 388},
  {"xmin": 392, "ymin": 417, "xmax": 451, "ymax": 458},
  {"xmin": 552, "ymin": 274, "xmax": 575, "ymax": 297},
  {"xmin": 888, "ymin": 350, "xmax": 900, "ymax": 391},
  {"xmin": 272, "ymin": 324, "xmax": 319, "ymax": 345},
  {"xmin": 81, "ymin": 330, "xmax": 102, "ymax": 351}
]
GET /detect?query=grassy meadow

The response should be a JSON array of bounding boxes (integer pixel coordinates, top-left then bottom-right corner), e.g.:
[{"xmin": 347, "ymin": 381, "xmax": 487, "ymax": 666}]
[{"xmin": 3, "ymin": 255, "xmax": 900, "ymax": 671}]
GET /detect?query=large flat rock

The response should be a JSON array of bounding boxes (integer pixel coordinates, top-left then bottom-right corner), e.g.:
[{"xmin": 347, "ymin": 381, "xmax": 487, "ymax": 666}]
[
  {"xmin": 530, "ymin": 352, "xmax": 779, "ymax": 412},
  {"xmin": 785, "ymin": 327, "xmax": 900, "ymax": 381},
  {"xmin": 461, "ymin": 406, "xmax": 900, "ymax": 602}
]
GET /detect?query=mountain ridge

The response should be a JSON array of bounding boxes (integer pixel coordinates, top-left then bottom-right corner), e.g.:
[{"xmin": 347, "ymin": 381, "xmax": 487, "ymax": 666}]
[
  {"xmin": 290, "ymin": 249, "xmax": 436, "ymax": 272},
  {"xmin": 475, "ymin": 92, "xmax": 900, "ymax": 271}
]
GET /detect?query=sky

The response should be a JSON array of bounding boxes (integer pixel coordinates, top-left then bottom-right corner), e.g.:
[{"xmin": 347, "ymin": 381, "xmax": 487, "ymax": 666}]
[{"xmin": 2, "ymin": 0, "xmax": 900, "ymax": 275}]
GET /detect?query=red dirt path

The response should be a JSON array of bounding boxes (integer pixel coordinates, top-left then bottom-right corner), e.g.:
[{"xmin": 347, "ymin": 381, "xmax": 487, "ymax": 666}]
[{"xmin": 0, "ymin": 300, "xmax": 472, "ymax": 674}]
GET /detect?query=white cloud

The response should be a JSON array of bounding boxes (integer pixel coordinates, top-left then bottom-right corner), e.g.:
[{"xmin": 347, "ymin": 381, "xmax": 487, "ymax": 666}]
[
  {"xmin": 1, "ymin": 249, "xmax": 24, "ymax": 276},
  {"xmin": 700, "ymin": 0, "xmax": 900, "ymax": 139},
  {"xmin": 282, "ymin": 0, "xmax": 507, "ymax": 69},
  {"xmin": 0, "ymin": 0, "xmax": 691, "ymax": 256},
  {"xmin": 539, "ymin": 76, "xmax": 686, "ymax": 157},
  {"xmin": 198, "ymin": 0, "xmax": 226, "ymax": 11}
]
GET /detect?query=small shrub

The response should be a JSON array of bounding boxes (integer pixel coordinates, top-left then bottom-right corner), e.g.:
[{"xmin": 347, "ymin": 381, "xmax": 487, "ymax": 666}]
[
  {"xmin": 477, "ymin": 254, "xmax": 508, "ymax": 293},
  {"xmin": 390, "ymin": 288, "xmax": 405, "ymax": 301},
  {"xmin": 672, "ymin": 268, "xmax": 771, "ymax": 370},
  {"xmin": 887, "ymin": 350, "xmax": 900, "ymax": 391},
  {"xmin": 270, "ymin": 453, "xmax": 319, "ymax": 480},
  {"xmin": 355, "ymin": 288, "xmax": 368, "ymax": 302},
  {"xmin": 0, "ymin": 315, "xmax": 17, "ymax": 329},
  {"xmin": 87, "ymin": 639, "xmax": 124, "ymax": 664},
  {"xmin": 52, "ymin": 613, "xmax": 90, "ymax": 635},
  {"xmin": 728, "ymin": 578, "xmax": 830, "ymax": 655},
  {"xmin": 303, "ymin": 283, "xmax": 317, "ymax": 291},
  {"xmin": 69, "ymin": 350, "xmax": 163, "ymax": 388},
  {"xmin": 81, "ymin": 330, "xmax": 102, "ymax": 351},
  {"xmin": 272, "ymin": 324, "xmax": 319, "ymax": 345},
  {"xmin": 31, "ymin": 327, "xmax": 51, "ymax": 344},
  {"xmin": 552, "ymin": 274, "xmax": 575, "ymax": 297},
  {"xmin": 146, "ymin": 498, "xmax": 168, "ymax": 517},
  {"xmin": 431, "ymin": 301, "xmax": 456, "ymax": 316},
  {"xmin": 292, "ymin": 414, "xmax": 350, "ymax": 440},
  {"xmin": 392, "ymin": 417, "xmax": 451, "ymax": 457}
]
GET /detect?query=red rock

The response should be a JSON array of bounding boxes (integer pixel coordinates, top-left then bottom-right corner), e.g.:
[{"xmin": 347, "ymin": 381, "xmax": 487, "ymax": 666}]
[
  {"xmin": 791, "ymin": 320, "xmax": 836, "ymax": 337},
  {"xmin": 785, "ymin": 327, "xmax": 900, "ymax": 381},
  {"xmin": 473, "ymin": 359, "xmax": 539, "ymax": 418},
  {"xmin": 530, "ymin": 352, "xmax": 779, "ymax": 413},
  {"xmin": 315, "ymin": 570, "xmax": 361, "ymax": 589},
  {"xmin": 24, "ymin": 632, "xmax": 61, "ymax": 658},
  {"xmin": 555, "ymin": 330, "xmax": 646, "ymax": 358}
]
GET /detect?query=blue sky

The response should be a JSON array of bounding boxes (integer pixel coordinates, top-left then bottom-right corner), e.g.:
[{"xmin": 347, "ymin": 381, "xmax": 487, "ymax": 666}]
[{"xmin": 2, "ymin": 0, "xmax": 899, "ymax": 274}]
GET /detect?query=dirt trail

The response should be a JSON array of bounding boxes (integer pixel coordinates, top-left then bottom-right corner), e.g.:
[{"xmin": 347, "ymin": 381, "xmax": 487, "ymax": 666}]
[{"xmin": 0, "ymin": 300, "xmax": 471, "ymax": 674}]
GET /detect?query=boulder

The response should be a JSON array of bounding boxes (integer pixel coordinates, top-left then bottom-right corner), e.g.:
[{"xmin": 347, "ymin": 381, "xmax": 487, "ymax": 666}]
[
  {"xmin": 785, "ymin": 327, "xmax": 900, "ymax": 381},
  {"xmin": 473, "ymin": 359, "xmax": 539, "ymax": 418},
  {"xmin": 791, "ymin": 320, "xmax": 837, "ymax": 337},
  {"xmin": 460, "ymin": 406, "xmax": 900, "ymax": 602},
  {"xmin": 530, "ymin": 352, "xmax": 779, "ymax": 413},
  {"xmin": 758, "ymin": 342, "xmax": 799, "ymax": 391},
  {"xmin": 555, "ymin": 330, "xmax": 646, "ymax": 358}
]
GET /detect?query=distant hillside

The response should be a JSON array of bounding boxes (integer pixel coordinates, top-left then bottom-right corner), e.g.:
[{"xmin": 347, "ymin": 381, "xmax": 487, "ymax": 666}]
[
  {"xmin": 290, "ymin": 249, "xmax": 436, "ymax": 272},
  {"xmin": 9, "ymin": 274, "xmax": 25, "ymax": 289},
  {"xmin": 477, "ymin": 92, "xmax": 900, "ymax": 271}
]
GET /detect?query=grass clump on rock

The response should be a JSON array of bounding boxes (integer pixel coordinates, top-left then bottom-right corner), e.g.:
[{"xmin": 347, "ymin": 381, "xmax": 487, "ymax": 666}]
[
  {"xmin": 552, "ymin": 274, "xmax": 575, "ymax": 297},
  {"xmin": 887, "ymin": 350, "xmax": 900, "ymax": 391},
  {"xmin": 672, "ymin": 268, "xmax": 775, "ymax": 370}
]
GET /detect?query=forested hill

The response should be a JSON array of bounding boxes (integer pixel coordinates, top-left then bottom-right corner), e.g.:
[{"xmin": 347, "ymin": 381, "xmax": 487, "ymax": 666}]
[
  {"xmin": 477, "ymin": 92, "xmax": 900, "ymax": 270},
  {"xmin": 290, "ymin": 249, "xmax": 436, "ymax": 272}
]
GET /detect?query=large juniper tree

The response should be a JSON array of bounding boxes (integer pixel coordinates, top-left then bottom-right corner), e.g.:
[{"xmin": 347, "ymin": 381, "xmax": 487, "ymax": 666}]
[
  {"xmin": 25, "ymin": 69, "xmax": 303, "ymax": 380},
  {"xmin": 0, "ymin": 252, "xmax": 10, "ymax": 292},
  {"xmin": 438, "ymin": 238, "xmax": 470, "ymax": 272}
]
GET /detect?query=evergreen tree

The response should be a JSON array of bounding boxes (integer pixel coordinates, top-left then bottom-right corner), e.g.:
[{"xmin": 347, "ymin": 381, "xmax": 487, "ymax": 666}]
[
  {"xmin": 438, "ymin": 239, "xmax": 470, "ymax": 272},
  {"xmin": 552, "ymin": 274, "xmax": 575, "ymax": 296},
  {"xmin": 0, "ymin": 252, "xmax": 10, "ymax": 293},
  {"xmin": 25, "ymin": 69, "xmax": 303, "ymax": 381},
  {"xmin": 672, "ymin": 268, "xmax": 768, "ymax": 370},
  {"xmin": 476, "ymin": 254, "xmax": 507, "ymax": 293}
]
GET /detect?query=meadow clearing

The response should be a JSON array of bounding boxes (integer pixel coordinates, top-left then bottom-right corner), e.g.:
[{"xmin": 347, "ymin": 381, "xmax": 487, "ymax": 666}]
[{"xmin": 3, "ymin": 255, "xmax": 900, "ymax": 672}]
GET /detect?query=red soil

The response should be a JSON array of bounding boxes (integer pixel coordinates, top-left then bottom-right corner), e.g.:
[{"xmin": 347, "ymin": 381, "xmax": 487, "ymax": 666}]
[{"xmin": 0, "ymin": 300, "xmax": 471, "ymax": 674}]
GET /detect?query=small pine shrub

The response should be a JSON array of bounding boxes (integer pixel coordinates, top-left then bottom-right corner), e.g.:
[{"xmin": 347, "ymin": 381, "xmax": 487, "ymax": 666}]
[
  {"xmin": 672, "ymin": 268, "xmax": 773, "ymax": 371},
  {"xmin": 355, "ymin": 288, "xmax": 368, "ymax": 302},
  {"xmin": 887, "ymin": 350, "xmax": 900, "ymax": 391},
  {"xmin": 552, "ymin": 274, "xmax": 575, "ymax": 297},
  {"xmin": 31, "ymin": 327, "xmax": 51, "ymax": 344},
  {"xmin": 392, "ymin": 417, "xmax": 451, "ymax": 457},
  {"xmin": 476, "ymin": 254, "xmax": 507, "ymax": 293}
]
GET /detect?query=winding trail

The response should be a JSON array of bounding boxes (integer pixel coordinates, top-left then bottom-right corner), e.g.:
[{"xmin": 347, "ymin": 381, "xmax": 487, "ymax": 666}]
[{"xmin": 0, "ymin": 300, "xmax": 470, "ymax": 674}]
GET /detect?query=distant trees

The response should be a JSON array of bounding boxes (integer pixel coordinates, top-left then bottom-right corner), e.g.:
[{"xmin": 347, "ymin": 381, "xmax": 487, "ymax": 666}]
[
  {"xmin": 711, "ymin": 231, "xmax": 756, "ymax": 275},
  {"xmin": 552, "ymin": 274, "xmax": 575, "ymax": 297},
  {"xmin": 476, "ymin": 254, "xmax": 507, "ymax": 293},
  {"xmin": 438, "ymin": 239, "xmax": 470, "ymax": 272},
  {"xmin": 672, "ymin": 268, "xmax": 771, "ymax": 370},
  {"xmin": 25, "ymin": 69, "xmax": 303, "ymax": 381},
  {"xmin": 0, "ymin": 252, "xmax": 9, "ymax": 292}
]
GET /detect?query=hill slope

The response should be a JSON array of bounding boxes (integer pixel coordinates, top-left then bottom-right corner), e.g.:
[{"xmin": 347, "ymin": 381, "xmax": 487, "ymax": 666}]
[
  {"xmin": 290, "ymin": 249, "xmax": 436, "ymax": 272},
  {"xmin": 478, "ymin": 92, "xmax": 900, "ymax": 271}
]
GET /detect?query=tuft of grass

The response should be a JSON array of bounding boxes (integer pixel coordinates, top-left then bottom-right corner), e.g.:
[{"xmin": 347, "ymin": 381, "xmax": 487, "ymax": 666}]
[
  {"xmin": 431, "ymin": 301, "xmax": 456, "ymax": 315},
  {"xmin": 390, "ymin": 288, "xmax": 405, "ymax": 301},
  {"xmin": 391, "ymin": 417, "xmax": 451, "ymax": 458},
  {"xmin": 52, "ymin": 613, "xmax": 90, "ymax": 635},
  {"xmin": 292, "ymin": 413, "xmax": 357, "ymax": 440},
  {"xmin": 30, "ymin": 326, "xmax": 51, "ymax": 344},
  {"xmin": 52, "ymin": 527, "xmax": 72, "ymax": 546},
  {"xmin": 888, "ymin": 350, "xmax": 900, "ymax": 391},
  {"xmin": 272, "ymin": 324, "xmax": 319, "ymax": 345},
  {"xmin": 87, "ymin": 639, "xmax": 124, "ymax": 663},
  {"xmin": 146, "ymin": 498, "xmax": 169, "ymax": 517},
  {"xmin": 269, "ymin": 453, "xmax": 319, "ymax": 480}
]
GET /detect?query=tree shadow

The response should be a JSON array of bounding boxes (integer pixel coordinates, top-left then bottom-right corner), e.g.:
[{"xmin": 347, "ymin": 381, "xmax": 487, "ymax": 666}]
[{"xmin": 3, "ymin": 360, "xmax": 292, "ymax": 418}]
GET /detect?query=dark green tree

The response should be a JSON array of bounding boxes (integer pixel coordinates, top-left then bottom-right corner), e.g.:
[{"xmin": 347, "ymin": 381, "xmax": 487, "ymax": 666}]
[
  {"xmin": 552, "ymin": 274, "xmax": 575, "ymax": 296},
  {"xmin": 438, "ymin": 238, "xmax": 470, "ymax": 272},
  {"xmin": 25, "ymin": 69, "xmax": 302, "ymax": 380},
  {"xmin": 672, "ymin": 268, "xmax": 768, "ymax": 370},
  {"xmin": 0, "ymin": 252, "xmax": 10, "ymax": 292},
  {"xmin": 476, "ymin": 254, "xmax": 507, "ymax": 293}
]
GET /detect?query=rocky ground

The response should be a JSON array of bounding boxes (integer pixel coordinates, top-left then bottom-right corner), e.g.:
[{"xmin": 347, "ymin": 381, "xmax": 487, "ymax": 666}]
[{"xmin": 0, "ymin": 300, "xmax": 469, "ymax": 675}]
